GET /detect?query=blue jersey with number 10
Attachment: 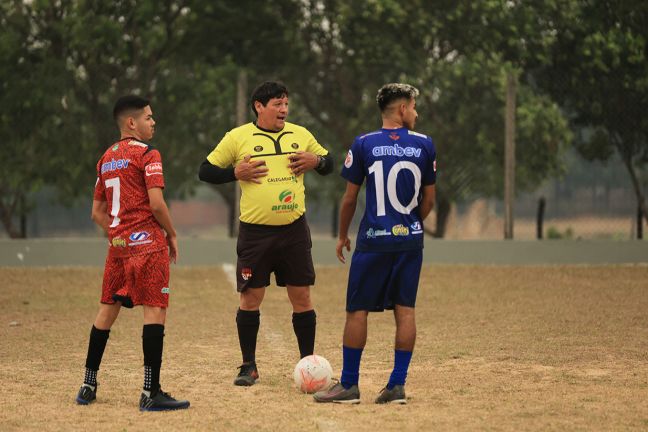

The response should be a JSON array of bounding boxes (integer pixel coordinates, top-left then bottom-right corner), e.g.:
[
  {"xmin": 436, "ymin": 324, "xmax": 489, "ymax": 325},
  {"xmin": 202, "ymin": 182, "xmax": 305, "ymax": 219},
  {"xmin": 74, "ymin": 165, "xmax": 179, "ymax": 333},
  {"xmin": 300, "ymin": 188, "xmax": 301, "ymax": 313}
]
[{"xmin": 341, "ymin": 127, "xmax": 437, "ymax": 252}]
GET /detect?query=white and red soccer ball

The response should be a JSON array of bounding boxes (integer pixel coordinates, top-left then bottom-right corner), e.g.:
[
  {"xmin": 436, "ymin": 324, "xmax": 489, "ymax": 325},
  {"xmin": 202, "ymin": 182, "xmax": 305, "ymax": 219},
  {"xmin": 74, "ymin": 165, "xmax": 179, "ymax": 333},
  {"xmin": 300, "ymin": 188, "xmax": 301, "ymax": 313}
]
[{"xmin": 293, "ymin": 354, "xmax": 333, "ymax": 393}]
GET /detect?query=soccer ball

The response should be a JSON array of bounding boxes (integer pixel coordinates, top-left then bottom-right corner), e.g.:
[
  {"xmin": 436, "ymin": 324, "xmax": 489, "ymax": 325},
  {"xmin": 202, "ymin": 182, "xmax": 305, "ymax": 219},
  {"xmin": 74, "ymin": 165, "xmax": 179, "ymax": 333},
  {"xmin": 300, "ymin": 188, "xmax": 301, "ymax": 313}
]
[{"xmin": 293, "ymin": 354, "xmax": 333, "ymax": 393}]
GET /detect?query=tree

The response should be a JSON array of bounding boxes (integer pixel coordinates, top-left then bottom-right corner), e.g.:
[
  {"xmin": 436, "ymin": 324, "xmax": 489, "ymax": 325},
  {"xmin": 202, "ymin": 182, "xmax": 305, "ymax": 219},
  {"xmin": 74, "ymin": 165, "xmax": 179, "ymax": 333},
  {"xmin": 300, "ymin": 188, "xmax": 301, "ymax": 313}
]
[
  {"xmin": 0, "ymin": 2, "xmax": 70, "ymax": 237},
  {"xmin": 537, "ymin": 0, "xmax": 648, "ymax": 224}
]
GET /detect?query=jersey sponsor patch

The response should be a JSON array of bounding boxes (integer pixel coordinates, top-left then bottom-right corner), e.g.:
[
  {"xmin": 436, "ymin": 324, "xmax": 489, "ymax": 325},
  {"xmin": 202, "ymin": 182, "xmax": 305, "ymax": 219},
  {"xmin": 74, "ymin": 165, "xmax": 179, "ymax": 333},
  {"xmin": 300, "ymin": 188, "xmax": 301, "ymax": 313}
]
[
  {"xmin": 366, "ymin": 228, "xmax": 391, "ymax": 239},
  {"xmin": 410, "ymin": 221, "xmax": 423, "ymax": 234},
  {"xmin": 344, "ymin": 149, "xmax": 353, "ymax": 168},
  {"xmin": 145, "ymin": 162, "xmax": 163, "ymax": 176},
  {"xmin": 128, "ymin": 231, "xmax": 153, "ymax": 246},
  {"xmin": 391, "ymin": 224, "xmax": 410, "ymax": 236},
  {"xmin": 372, "ymin": 143, "xmax": 421, "ymax": 158},
  {"xmin": 101, "ymin": 158, "xmax": 130, "ymax": 174}
]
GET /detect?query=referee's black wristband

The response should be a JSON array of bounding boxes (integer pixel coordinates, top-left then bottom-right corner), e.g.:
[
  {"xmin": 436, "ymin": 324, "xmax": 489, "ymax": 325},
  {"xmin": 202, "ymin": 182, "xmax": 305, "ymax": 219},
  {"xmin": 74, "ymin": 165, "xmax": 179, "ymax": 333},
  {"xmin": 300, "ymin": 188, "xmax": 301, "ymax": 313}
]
[
  {"xmin": 314, "ymin": 154, "xmax": 334, "ymax": 176},
  {"xmin": 198, "ymin": 159, "xmax": 236, "ymax": 184}
]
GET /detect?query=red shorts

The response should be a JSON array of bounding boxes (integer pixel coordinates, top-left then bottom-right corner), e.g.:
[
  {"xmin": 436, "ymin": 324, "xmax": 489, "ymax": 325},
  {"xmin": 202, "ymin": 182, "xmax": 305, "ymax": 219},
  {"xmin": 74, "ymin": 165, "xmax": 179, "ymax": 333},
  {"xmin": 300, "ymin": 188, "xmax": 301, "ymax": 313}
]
[{"xmin": 101, "ymin": 248, "xmax": 170, "ymax": 308}]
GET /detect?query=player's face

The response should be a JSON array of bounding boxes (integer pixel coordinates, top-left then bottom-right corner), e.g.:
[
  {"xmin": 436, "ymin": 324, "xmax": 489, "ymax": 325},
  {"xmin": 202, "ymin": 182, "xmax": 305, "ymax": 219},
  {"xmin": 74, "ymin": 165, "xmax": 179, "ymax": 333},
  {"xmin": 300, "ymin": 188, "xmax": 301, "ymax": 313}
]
[
  {"xmin": 256, "ymin": 95, "xmax": 289, "ymax": 132},
  {"xmin": 402, "ymin": 98, "xmax": 418, "ymax": 130},
  {"xmin": 132, "ymin": 106, "xmax": 155, "ymax": 141}
]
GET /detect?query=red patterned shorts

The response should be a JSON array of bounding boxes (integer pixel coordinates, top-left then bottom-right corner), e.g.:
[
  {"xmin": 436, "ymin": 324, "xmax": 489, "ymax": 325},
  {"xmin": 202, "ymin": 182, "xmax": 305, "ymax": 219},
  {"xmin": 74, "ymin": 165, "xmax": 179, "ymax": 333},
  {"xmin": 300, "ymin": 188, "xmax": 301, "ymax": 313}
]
[{"xmin": 101, "ymin": 248, "xmax": 170, "ymax": 308}]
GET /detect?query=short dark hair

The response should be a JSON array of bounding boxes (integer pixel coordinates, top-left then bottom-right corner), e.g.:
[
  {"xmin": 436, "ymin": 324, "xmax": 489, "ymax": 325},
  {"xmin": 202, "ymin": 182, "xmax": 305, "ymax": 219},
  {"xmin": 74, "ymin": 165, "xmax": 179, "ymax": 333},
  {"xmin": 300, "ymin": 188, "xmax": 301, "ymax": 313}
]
[
  {"xmin": 250, "ymin": 81, "xmax": 289, "ymax": 117},
  {"xmin": 376, "ymin": 83, "xmax": 419, "ymax": 112},
  {"xmin": 113, "ymin": 95, "xmax": 150, "ymax": 122}
]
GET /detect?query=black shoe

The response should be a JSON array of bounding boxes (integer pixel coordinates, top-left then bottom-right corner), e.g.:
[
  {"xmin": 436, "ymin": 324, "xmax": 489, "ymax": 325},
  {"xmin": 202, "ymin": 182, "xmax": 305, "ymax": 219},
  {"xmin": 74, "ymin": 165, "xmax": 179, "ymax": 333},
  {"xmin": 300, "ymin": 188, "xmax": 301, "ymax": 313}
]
[
  {"xmin": 234, "ymin": 361, "xmax": 259, "ymax": 386},
  {"xmin": 375, "ymin": 385, "xmax": 407, "ymax": 404},
  {"xmin": 139, "ymin": 389, "xmax": 190, "ymax": 411},
  {"xmin": 76, "ymin": 383, "xmax": 97, "ymax": 405}
]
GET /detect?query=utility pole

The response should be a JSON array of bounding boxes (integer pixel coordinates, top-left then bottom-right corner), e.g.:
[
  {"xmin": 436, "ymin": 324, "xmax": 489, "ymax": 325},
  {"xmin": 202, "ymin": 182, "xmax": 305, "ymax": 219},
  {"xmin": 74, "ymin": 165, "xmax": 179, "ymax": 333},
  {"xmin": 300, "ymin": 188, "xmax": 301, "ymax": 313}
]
[{"xmin": 504, "ymin": 71, "xmax": 517, "ymax": 240}]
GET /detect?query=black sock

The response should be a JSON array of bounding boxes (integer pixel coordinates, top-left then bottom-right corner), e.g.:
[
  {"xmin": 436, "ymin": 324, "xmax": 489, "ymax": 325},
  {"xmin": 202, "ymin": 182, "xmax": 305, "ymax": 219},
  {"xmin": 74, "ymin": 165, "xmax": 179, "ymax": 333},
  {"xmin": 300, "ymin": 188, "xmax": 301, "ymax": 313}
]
[
  {"xmin": 292, "ymin": 310, "xmax": 316, "ymax": 358},
  {"xmin": 84, "ymin": 326, "xmax": 110, "ymax": 385},
  {"xmin": 236, "ymin": 309, "xmax": 260, "ymax": 363},
  {"xmin": 142, "ymin": 324, "xmax": 164, "ymax": 394}
]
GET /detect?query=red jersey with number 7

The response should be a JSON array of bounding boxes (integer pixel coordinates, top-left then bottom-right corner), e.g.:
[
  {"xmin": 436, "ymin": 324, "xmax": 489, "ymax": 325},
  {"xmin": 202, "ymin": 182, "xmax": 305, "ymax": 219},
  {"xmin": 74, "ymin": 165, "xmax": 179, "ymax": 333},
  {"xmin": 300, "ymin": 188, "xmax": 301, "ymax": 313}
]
[{"xmin": 93, "ymin": 137, "xmax": 167, "ymax": 258}]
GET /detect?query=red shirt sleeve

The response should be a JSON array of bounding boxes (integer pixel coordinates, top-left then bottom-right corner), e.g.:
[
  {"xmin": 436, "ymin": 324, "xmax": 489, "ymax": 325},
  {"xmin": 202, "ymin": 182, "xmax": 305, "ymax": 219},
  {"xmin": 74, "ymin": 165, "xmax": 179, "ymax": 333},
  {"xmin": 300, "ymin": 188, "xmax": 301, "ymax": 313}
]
[
  {"xmin": 93, "ymin": 160, "xmax": 106, "ymax": 201},
  {"xmin": 143, "ymin": 149, "xmax": 165, "ymax": 190}
]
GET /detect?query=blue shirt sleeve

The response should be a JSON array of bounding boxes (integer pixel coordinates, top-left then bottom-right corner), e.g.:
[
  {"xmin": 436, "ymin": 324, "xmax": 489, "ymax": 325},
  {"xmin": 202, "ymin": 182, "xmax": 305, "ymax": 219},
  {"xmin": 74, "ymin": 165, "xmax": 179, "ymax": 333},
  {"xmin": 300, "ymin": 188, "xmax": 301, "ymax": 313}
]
[
  {"xmin": 340, "ymin": 138, "xmax": 365, "ymax": 185},
  {"xmin": 422, "ymin": 138, "xmax": 437, "ymax": 186}
]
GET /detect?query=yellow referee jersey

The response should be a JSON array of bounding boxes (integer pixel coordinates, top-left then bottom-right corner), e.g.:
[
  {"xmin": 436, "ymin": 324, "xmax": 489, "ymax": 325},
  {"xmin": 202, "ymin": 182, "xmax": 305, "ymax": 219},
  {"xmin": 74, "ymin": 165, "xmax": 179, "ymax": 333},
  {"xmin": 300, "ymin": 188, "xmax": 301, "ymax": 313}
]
[{"xmin": 207, "ymin": 122, "xmax": 329, "ymax": 225}]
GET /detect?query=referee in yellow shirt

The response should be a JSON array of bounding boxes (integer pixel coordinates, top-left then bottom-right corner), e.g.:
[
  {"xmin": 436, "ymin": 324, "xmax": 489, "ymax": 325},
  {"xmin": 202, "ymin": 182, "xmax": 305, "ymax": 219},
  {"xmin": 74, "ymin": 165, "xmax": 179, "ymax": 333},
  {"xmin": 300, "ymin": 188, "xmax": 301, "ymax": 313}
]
[{"xmin": 199, "ymin": 81, "xmax": 334, "ymax": 386}]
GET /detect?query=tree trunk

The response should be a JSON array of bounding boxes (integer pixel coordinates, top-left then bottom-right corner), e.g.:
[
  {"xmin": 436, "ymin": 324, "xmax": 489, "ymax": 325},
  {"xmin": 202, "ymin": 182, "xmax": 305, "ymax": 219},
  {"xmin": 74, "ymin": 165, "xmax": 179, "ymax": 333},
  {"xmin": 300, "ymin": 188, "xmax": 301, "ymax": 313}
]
[
  {"xmin": 620, "ymin": 153, "xmax": 648, "ymax": 227},
  {"xmin": 210, "ymin": 183, "xmax": 235, "ymax": 236},
  {"xmin": 424, "ymin": 193, "xmax": 450, "ymax": 238},
  {"xmin": 0, "ymin": 194, "xmax": 22, "ymax": 238}
]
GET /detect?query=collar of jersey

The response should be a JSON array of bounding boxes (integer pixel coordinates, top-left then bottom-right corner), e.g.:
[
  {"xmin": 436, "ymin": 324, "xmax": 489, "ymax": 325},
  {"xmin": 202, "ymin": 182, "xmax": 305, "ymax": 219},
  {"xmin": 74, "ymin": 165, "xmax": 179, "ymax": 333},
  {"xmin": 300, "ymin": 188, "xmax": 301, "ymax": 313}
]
[
  {"xmin": 253, "ymin": 122, "xmax": 284, "ymax": 134},
  {"xmin": 119, "ymin": 136, "xmax": 146, "ymax": 142}
]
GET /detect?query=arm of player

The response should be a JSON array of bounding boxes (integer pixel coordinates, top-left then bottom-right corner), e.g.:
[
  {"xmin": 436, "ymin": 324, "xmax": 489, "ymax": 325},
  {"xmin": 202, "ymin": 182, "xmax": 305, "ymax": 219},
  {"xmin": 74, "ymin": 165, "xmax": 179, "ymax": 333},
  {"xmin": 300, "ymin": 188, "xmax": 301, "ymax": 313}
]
[
  {"xmin": 418, "ymin": 184, "xmax": 436, "ymax": 221},
  {"xmin": 148, "ymin": 187, "xmax": 178, "ymax": 263},
  {"xmin": 91, "ymin": 200, "xmax": 111, "ymax": 235},
  {"xmin": 199, "ymin": 156, "xmax": 268, "ymax": 184},
  {"xmin": 199, "ymin": 159, "xmax": 236, "ymax": 184},
  {"xmin": 337, "ymin": 181, "xmax": 362, "ymax": 264}
]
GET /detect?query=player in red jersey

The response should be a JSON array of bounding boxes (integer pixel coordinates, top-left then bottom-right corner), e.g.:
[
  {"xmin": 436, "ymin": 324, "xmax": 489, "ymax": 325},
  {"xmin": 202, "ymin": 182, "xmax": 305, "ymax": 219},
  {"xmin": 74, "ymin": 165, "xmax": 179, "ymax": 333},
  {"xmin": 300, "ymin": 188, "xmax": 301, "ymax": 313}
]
[{"xmin": 75, "ymin": 95, "xmax": 189, "ymax": 411}]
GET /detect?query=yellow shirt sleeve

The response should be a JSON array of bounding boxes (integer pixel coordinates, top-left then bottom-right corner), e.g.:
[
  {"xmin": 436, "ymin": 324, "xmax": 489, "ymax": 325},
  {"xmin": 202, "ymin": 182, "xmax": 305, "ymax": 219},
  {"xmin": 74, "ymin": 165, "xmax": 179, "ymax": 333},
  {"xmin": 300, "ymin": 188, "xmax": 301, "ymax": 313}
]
[
  {"xmin": 303, "ymin": 128, "xmax": 329, "ymax": 156},
  {"xmin": 207, "ymin": 132, "xmax": 237, "ymax": 168}
]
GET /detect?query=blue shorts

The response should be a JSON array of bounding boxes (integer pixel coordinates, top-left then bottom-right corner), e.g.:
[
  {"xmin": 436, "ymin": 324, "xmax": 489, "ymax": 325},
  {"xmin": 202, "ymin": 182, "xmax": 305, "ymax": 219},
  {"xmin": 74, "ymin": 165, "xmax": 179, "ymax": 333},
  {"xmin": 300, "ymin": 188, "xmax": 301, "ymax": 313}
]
[{"xmin": 346, "ymin": 249, "xmax": 423, "ymax": 312}]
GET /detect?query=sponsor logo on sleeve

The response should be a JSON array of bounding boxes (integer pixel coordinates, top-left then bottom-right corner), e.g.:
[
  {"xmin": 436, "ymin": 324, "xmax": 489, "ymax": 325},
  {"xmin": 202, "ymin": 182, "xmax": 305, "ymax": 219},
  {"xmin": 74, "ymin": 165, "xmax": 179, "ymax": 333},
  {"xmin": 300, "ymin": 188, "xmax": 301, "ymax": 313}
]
[
  {"xmin": 145, "ymin": 162, "xmax": 163, "ymax": 176},
  {"xmin": 128, "ymin": 231, "xmax": 153, "ymax": 246},
  {"xmin": 391, "ymin": 224, "xmax": 410, "ymax": 236},
  {"xmin": 344, "ymin": 150, "xmax": 353, "ymax": 168},
  {"xmin": 161, "ymin": 287, "xmax": 170, "ymax": 294}
]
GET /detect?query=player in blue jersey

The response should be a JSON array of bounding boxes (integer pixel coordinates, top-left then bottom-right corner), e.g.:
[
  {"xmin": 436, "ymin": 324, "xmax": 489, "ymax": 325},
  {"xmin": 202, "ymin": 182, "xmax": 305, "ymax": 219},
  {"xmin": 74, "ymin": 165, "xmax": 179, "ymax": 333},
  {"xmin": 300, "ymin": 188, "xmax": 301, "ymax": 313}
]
[{"xmin": 314, "ymin": 83, "xmax": 436, "ymax": 404}]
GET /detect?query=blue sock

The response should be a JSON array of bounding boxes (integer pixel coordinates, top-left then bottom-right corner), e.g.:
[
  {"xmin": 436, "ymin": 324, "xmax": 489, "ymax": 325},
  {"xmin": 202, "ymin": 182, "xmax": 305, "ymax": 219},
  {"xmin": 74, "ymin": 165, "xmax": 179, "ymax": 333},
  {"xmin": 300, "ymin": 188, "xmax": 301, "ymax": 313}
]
[
  {"xmin": 387, "ymin": 349, "xmax": 413, "ymax": 389},
  {"xmin": 340, "ymin": 346, "xmax": 363, "ymax": 389}
]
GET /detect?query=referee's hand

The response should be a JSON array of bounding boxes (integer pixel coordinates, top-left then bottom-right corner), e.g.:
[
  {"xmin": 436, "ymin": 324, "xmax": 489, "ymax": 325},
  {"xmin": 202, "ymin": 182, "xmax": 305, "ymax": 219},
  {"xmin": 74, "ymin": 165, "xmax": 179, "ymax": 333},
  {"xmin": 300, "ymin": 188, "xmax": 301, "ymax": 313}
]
[
  {"xmin": 288, "ymin": 151, "xmax": 318, "ymax": 176},
  {"xmin": 336, "ymin": 237, "xmax": 351, "ymax": 264},
  {"xmin": 235, "ymin": 154, "xmax": 268, "ymax": 184}
]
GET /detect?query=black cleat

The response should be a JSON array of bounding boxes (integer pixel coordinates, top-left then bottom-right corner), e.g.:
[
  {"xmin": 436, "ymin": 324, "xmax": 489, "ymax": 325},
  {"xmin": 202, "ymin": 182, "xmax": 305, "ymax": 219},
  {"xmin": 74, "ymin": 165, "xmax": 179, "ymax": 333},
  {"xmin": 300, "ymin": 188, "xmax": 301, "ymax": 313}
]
[
  {"xmin": 139, "ymin": 389, "xmax": 190, "ymax": 411},
  {"xmin": 76, "ymin": 383, "xmax": 97, "ymax": 405},
  {"xmin": 234, "ymin": 361, "xmax": 259, "ymax": 386}
]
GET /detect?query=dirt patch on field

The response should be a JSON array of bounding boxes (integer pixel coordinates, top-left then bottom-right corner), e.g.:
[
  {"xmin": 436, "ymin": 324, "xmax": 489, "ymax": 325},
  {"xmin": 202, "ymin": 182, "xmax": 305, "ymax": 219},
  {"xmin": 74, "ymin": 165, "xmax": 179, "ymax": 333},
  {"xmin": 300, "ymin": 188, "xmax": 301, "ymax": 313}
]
[{"xmin": 1, "ymin": 265, "xmax": 647, "ymax": 431}]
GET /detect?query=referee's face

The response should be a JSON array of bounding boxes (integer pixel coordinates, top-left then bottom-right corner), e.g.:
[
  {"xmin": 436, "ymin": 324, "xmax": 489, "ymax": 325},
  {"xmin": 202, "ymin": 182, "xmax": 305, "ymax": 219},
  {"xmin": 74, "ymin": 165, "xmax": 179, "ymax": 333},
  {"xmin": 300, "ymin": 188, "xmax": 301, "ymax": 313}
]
[{"xmin": 256, "ymin": 95, "xmax": 289, "ymax": 132}]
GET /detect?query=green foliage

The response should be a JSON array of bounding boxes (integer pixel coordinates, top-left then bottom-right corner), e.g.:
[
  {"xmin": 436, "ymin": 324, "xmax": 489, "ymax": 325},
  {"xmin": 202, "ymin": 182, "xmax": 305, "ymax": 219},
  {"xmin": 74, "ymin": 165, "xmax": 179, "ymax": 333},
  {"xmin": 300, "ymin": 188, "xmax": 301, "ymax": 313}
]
[
  {"xmin": 1, "ymin": 0, "xmax": 624, "ymax": 238},
  {"xmin": 546, "ymin": 226, "xmax": 574, "ymax": 239},
  {"xmin": 535, "ymin": 0, "xmax": 648, "ymax": 223}
]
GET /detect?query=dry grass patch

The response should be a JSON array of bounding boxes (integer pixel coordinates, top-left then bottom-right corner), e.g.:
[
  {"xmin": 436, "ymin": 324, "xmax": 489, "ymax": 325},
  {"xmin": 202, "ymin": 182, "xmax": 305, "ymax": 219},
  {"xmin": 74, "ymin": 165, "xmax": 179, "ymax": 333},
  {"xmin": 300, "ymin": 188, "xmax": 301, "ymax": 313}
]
[{"xmin": 1, "ymin": 265, "xmax": 647, "ymax": 431}]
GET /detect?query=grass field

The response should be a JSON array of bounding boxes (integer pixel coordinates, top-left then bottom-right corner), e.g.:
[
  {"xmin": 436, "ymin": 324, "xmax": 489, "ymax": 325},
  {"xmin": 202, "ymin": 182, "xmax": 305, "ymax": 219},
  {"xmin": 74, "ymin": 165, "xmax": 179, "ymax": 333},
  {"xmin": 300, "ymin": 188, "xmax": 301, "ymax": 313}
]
[{"xmin": 1, "ymin": 264, "xmax": 648, "ymax": 431}]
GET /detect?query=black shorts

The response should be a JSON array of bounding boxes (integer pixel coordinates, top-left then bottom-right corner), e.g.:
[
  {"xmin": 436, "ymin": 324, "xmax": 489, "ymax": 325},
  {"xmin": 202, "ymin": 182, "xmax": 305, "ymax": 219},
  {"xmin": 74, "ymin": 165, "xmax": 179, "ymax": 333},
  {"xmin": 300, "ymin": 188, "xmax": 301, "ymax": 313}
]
[{"xmin": 236, "ymin": 215, "xmax": 315, "ymax": 292}]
